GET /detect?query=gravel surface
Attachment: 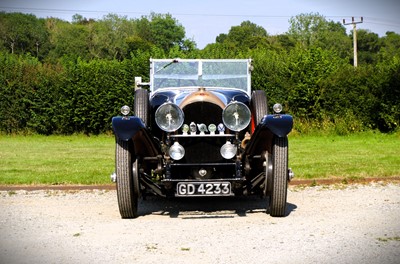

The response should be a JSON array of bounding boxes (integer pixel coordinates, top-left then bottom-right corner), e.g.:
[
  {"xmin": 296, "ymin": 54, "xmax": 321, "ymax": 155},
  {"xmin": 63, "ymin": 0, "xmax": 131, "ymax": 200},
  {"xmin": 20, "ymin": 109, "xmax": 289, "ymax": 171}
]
[{"xmin": 0, "ymin": 182, "xmax": 399, "ymax": 264}]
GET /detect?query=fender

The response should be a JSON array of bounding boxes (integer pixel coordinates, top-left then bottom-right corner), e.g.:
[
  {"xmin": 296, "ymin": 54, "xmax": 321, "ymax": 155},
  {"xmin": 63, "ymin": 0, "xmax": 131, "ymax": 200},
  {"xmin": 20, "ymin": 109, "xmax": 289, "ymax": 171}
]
[
  {"xmin": 112, "ymin": 116, "xmax": 145, "ymax": 141},
  {"xmin": 259, "ymin": 114, "xmax": 293, "ymax": 137},
  {"xmin": 244, "ymin": 114, "xmax": 293, "ymax": 156}
]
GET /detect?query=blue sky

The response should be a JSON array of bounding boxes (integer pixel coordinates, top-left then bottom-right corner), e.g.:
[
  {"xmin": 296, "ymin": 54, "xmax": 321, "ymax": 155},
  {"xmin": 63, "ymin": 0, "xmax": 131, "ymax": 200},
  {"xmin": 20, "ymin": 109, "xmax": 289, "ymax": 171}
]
[{"xmin": 1, "ymin": 0, "xmax": 400, "ymax": 48}]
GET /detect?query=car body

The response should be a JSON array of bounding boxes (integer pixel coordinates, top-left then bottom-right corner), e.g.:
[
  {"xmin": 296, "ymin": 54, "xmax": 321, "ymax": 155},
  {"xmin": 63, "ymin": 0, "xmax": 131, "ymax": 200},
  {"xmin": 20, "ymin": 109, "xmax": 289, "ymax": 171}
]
[{"xmin": 112, "ymin": 58, "xmax": 293, "ymax": 218}]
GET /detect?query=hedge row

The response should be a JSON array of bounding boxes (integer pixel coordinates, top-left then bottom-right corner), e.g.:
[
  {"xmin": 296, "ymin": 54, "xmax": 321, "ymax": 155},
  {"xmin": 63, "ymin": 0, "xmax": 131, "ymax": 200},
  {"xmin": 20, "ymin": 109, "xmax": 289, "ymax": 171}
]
[
  {"xmin": 0, "ymin": 53, "xmax": 145, "ymax": 134},
  {"xmin": 0, "ymin": 50, "xmax": 399, "ymax": 134}
]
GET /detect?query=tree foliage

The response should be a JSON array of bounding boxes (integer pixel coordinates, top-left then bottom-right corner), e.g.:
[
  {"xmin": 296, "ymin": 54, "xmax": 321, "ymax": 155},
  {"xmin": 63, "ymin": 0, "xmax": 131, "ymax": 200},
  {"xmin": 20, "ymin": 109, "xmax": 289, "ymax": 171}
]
[
  {"xmin": 0, "ymin": 12, "xmax": 399, "ymax": 134},
  {"xmin": 0, "ymin": 12, "xmax": 49, "ymax": 58},
  {"xmin": 216, "ymin": 20, "xmax": 268, "ymax": 49},
  {"xmin": 286, "ymin": 47, "xmax": 346, "ymax": 119},
  {"xmin": 288, "ymin": 12, "xmax": 350, "ymax": 58}
]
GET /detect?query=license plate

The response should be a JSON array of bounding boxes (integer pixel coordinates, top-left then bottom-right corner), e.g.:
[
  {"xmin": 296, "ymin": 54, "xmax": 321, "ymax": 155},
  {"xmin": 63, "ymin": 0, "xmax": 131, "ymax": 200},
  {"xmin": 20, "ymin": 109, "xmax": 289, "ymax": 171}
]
[{"xmin": 176, "ymin": 182, "xmax": 232, "ymax": 196}]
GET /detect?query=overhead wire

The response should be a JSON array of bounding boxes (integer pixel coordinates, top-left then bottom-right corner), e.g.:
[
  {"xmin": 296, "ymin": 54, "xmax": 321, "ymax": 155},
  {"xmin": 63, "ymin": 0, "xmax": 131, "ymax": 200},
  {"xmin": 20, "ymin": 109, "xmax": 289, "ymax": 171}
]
[{"xmin": 1, "ymin": 6, "xmax": 399, "ymax": 32}]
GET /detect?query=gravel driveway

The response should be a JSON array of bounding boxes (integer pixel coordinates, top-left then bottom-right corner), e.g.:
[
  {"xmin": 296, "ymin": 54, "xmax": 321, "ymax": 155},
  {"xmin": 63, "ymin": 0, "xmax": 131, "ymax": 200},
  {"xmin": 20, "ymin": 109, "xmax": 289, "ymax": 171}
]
[{"xmin": 1, "ymin": 182, "xmax": 399, "ymax": 264}]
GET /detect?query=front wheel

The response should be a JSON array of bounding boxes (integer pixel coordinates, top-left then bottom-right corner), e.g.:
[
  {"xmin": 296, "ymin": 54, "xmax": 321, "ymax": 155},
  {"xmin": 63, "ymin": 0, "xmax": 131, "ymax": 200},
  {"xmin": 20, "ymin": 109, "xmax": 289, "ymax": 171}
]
[
  {"xmin": 268, "ymin": 136, "xmax": 288, "ymax": 217},
  {"xmin": 115, "ymin": 138, "xmax": 139, "ymax": 218}
]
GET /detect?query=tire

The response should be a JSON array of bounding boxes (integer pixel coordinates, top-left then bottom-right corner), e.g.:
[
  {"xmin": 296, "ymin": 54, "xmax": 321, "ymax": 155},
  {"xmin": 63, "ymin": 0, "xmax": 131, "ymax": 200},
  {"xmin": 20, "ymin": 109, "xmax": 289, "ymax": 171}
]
[
  {"xmin": 250, "ymin": 90, "xmax": 268, "ymax": 131},
  {"xmin": 134, "ymin": 88, "xmax": 149, "ymax": 127},
  {"xmin": 264, "ymin": 153, "xmax": 273, "ymax": 197},
  {"xmin": 116, "ymin": 139, "xmax": 139, "ymax": 218},
  {"xmin": 269, "ymin": 136, "xmax": 288, "ymax": 217}
]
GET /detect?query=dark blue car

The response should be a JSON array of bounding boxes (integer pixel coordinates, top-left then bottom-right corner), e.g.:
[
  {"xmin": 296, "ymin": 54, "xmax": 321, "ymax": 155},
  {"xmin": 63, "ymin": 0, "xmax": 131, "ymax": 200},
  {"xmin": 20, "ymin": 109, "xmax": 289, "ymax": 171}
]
[{"xmin": 112, "ymin": 59, "xmax": 293, "ymax": 218}]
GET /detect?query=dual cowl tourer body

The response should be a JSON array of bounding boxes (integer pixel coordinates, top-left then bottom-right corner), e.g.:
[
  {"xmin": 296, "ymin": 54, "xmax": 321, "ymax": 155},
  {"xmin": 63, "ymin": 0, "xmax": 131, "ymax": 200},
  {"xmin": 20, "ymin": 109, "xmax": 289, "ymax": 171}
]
[{"xmin": 112, "ymin": 59, "xmax": 293, "ymax": 218}]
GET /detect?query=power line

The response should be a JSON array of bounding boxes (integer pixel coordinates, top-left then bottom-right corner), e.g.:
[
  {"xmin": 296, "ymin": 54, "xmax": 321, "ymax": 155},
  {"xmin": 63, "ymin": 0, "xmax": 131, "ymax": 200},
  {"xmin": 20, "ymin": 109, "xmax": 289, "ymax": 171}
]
[
  {"xmin": 2, "ymin": 6, "xmax": 400, "ymax": 27},
  {"xmin": 2, "ymin": 5, "xmax": 399, "ymax": 38},
  {"xmin": 364, "ymin": 21, "xmax": 400, "ymax": 28},
  {"xmin": 0, "ymin": 6, "xmax": 133, "ymax": 14},
  {"xmin": 0, "ymin": 6, "xmax": 291, "ymax": 18}
]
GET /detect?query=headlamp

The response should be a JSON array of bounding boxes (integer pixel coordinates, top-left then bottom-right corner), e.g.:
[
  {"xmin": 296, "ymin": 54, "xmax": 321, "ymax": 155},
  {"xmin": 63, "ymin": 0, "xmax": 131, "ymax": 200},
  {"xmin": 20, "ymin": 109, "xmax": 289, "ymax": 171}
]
[
  {"xmin": 222, "ymin": 102, "xmax": 251, "ymax": 132},
  {"xmin": 155, "ymin": 102, "xmax": 184, "ymax": 132}
]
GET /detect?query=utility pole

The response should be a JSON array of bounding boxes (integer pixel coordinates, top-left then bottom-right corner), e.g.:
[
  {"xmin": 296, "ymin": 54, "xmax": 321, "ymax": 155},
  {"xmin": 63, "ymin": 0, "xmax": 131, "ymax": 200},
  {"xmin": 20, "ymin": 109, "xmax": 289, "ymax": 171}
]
[{"xmin": 343, "ymin": 17, "xmax": 363, "ymax": 67}]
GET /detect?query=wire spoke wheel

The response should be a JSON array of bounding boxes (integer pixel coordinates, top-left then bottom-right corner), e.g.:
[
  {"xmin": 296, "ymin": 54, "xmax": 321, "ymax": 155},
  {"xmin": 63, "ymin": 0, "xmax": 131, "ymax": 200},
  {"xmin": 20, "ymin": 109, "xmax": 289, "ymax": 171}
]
[
  {"xmin": 116, "ymin": 139, "xmax": 139, "ymax": 218},
  {"xmin": 268, "ymin": 136, "xmax": 288, "ymax": 217}
]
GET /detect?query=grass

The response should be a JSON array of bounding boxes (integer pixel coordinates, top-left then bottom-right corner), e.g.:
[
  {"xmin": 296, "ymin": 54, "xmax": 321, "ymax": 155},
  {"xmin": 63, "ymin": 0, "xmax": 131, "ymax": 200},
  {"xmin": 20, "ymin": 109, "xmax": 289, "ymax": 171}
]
[
  {"xmin": 289, "ymin": 131, "xmax": 400, "ymax": 180},
  {"xmin": 0, "ymin": 131, "xmax": 399, "ymax": 185},
  {"xmin": 0, "ymin": 134, "xmax": 115, "ymax": 185}
]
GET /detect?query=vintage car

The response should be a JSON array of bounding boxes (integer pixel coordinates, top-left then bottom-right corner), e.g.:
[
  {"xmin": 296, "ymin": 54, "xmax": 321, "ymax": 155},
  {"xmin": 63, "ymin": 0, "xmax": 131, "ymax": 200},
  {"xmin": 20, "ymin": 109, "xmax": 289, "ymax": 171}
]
[{"xmin": 111, "ymin": 59, "xmax": 293, "ymax": 218}]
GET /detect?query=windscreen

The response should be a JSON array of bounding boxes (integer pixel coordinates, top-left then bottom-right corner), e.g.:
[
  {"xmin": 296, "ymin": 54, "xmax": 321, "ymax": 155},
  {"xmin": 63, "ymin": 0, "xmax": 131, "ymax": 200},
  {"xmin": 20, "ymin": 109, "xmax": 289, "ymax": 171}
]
[{"xmin": 151, "ymin": 60, "xmax": 250, "ymax": 93}]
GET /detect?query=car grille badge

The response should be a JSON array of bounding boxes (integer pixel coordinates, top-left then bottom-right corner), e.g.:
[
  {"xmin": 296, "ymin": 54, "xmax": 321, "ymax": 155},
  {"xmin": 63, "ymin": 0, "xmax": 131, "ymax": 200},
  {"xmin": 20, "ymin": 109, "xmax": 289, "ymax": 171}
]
[
  {"xmin": 197, "ymin": 123, "xmax": 208, "ymax": 135},
  {"xmin": 190, "ymin": 122, "xmax": 197, "ymax": 135},
  {"xmin": 218, "ymin": 123, "xmax": 225, "ymax": 134},
  {"xmin": 182, "ymin": 124, "xmax": 189, "ymax": 135},
  {"xmin": 208, "ymin": 124, "xmax": 216, "ymax": 135}
]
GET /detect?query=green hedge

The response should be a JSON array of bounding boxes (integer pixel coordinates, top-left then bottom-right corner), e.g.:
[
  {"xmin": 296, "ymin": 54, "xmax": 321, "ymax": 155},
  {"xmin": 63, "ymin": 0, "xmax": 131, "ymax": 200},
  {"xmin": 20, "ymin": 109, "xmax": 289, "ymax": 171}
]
[
  {"xmin": 0, "ymin": 53, "xmax": 142, "ymax": 134},
  {"xmin": 0, "ymin": 50, "xmax": 398, "ymax": 134}
]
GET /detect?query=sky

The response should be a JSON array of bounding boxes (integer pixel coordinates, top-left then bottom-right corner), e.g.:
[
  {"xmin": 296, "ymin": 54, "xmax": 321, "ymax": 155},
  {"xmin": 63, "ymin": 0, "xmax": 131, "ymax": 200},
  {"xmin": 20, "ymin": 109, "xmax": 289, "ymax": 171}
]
[{"xmin": 1, "ymin": 0, "xmax": 400, "ymax": 49}]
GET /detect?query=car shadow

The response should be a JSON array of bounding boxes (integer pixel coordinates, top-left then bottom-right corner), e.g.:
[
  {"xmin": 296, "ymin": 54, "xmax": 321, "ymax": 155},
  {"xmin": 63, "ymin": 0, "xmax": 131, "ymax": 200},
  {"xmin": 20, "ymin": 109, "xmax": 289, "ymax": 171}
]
[{"xmin": 138, "ymin": 195, "xmax": 297, "ymax": 218}]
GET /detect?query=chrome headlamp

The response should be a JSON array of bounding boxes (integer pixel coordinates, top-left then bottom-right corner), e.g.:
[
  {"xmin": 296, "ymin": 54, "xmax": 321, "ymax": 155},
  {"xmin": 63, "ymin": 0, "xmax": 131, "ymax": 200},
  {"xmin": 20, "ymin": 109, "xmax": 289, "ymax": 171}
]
[
  {"xmin": 222, "ymin": 102, "xmax": 251, "ymax": 132},
  {"xmin": 155, "ymin": 102, "xmax": 184, "ymax": 132}
]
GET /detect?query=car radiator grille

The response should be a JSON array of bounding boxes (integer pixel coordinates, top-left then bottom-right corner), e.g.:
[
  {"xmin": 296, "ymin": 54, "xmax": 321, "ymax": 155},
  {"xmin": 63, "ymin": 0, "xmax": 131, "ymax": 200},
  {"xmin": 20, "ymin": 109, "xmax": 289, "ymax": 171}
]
[
  {"xmin": 183, "ymin": 101, "xmax": 223, "ymax": 127},
  {"xmin": 169, "ymin": 101, "xmax": 237, "ymax": 179}
]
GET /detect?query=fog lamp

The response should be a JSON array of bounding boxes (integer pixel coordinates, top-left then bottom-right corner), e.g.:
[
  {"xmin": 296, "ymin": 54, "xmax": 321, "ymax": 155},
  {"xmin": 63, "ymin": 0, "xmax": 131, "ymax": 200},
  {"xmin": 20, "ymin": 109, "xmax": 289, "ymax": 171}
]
[
  {"xmin": 155, "ymin": 102, "xmax": 184, "ymax": 132},
  {"xmin": 121, "ymin": 105, "xmax": 130, "ymax": 116},
  {"xmin": 169, "ymin": 142, "xmax": 185, "ymax": 160},
  {"xmin": 220, "ymin": 141, "xmax": 237, "ymax": 159},
  {"xmin": 222, "ymin": 102, "xmax": 251, "ymax": 132},
  {"xmin": 273, "ymin": 103, "xmax": 283, "ymax": 114}
]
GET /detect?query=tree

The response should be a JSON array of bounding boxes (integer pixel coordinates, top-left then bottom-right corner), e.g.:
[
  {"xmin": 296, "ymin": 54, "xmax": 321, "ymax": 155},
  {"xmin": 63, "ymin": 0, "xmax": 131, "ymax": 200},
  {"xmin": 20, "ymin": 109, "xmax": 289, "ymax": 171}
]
[
  {"xmin": 0, "ymin": 12, "xmax": 49, "ymax": 58},
  {"xmin": 89, "ymin": 14, "xmax": 136, "ymax": 60},
  {"xmin": 288, "ymin": 12, "xmax": 350, "ymax": 57},
  {"xmin": 46, "ymin": 18, "xmax": 90, "ymax": 61},
  {"xmin": 126, "ymin": 35, "xmax": 153, "ymax": 54},
  {"xmin": 288, "ymin": 12, "xmax": 326, "ymax": 47},
  {"xmin": 135, "ymin": 13, "xmax": 186, "ymax": 52},
  {"xmin": 72, "ymin": 14, "xmax": 95, "ymax": 25},
  {"xmin": 378, "ymin": 31, "xmax": 400, "ymax": 63},
  {"xmin": 215, "ymin": 21, "xmax": 268, "ymax": 49},
  {"xmin": 275, "ymin": 34, "xmax": 296, "ymax": 51},
  {"xmin": 353, "ymin": 29, "xmax": 380, "ymax": 65},
  {"xmin": 31, "ymin": 18, "xmax": 50, "ymax": 59}
]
